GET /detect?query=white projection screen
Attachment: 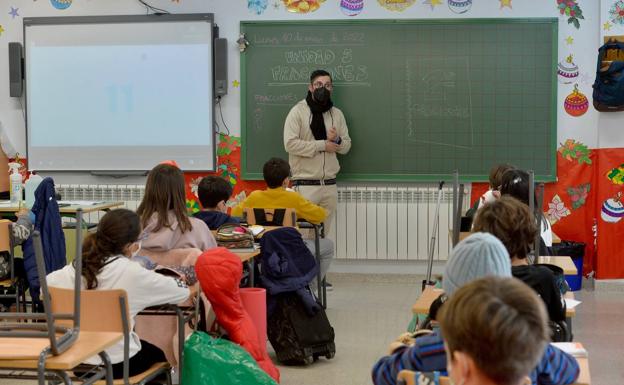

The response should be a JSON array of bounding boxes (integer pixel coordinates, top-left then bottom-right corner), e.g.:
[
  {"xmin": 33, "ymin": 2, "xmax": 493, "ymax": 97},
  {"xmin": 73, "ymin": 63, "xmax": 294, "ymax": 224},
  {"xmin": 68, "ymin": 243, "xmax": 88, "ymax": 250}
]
[{"xmin": 24, "ymin": 14, "xmax": 215, "ymax": 172}]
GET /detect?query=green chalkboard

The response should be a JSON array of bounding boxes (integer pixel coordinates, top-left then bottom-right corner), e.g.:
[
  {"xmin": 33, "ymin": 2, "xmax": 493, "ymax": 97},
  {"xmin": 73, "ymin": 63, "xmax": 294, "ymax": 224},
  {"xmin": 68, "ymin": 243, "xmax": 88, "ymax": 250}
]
[{"xmin": 241, "ymin": 19, "xmax": 558, "ymax": 182}]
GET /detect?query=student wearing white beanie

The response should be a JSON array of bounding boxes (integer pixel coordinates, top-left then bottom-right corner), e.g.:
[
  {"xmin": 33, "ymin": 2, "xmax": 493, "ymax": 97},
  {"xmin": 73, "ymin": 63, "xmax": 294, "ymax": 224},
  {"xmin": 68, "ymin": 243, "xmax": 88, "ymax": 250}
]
[
  {"xmin": 372, "ymin": 233, "xmax": 580, "ymax": 385},
  {"xmin": 443, "ymin": 232, "xmax": 511, "ymax": 296}
]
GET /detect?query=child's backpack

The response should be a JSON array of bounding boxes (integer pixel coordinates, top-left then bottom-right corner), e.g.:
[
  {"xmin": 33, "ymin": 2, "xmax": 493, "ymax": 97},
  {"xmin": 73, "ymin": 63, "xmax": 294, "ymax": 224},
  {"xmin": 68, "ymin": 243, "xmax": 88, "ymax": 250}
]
[
  {"xmin": 215, "ymin": 223, "xmax": 255, "ymax": 249},
  {"xmin": 592, "ymin": 41, "xmax": 624, "ymax": 111}
]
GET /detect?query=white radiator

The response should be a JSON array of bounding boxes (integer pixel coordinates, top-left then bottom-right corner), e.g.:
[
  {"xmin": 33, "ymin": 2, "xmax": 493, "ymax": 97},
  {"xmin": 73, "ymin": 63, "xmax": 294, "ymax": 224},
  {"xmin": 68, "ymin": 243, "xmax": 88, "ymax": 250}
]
[
  {"xmin": 56, "ymin": 183, "xmax": 470, "ymax": 261},
  {"xmin": 330, "ymin": 185, "xmax": 471, "ymax": 262},
  {"xmin": 56, "ymin": 184, "xmax": 144, "ymax": 223}
]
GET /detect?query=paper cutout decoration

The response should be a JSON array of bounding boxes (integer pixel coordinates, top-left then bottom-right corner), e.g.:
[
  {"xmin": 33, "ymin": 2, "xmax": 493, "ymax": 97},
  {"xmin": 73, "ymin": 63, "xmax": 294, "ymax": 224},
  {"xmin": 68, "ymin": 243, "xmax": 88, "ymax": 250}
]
[
  {"xmin": 226, "ymin": 191, "xmax": 248, "ymax": 209},
  {"xmin": 232, "ymin": 80, "xmax": 240, "ymax": 88},
  {"xmin": 273, "ymin": 1, "xmax": 282, "ymax": 9},
  {"xmin": 378, "ymin": 0, "xmax": 415, "ymax": 12},
  {"xmin": 248, "ymin": 0, "xmax": 268, "ymax": 14},
  {"xmin": 565, "ymin": 36, "xmax": 574, "ymax": 45},
  {"xmin": 0, "ymin": 25, "xmax": 5, "ymax": 37},
  {"xmin": 283, "ymin": 0, "xmax": 325, "ymax": 12},
  {"xmin": 601, "ymin": 192, "xmax": 624, "ymax": 223},
  {"xmin": 558, "ymin": 55, "xmax": 579, "ymax": 84},
  {"xmin": 217, "ymin": 134, "xmax": 241, "ymax": 157},
  {"xmin": 610, "ymin": 0, "xmax": 624, "ymax": 25},
  {"xmin": 564, "ymin": 84, "xmax": 588, "ymax": 117},
  {"xmin": 567, "ymin": 183, "xmax": 590, "ymax": 209},
  {"xmin": 189, "ymin": 176, "xmax": 203, "ymax": 199},
  {"xmin": 341, "ymin": 0, "xmax": 364, "ymax": 16},
  {"xmin": 499, "ymin": 0, "xmax": 512, "ymax": 9},
  {"xmin": 547, "ymin": 194, "xmax": 571, "ymax": 224},
  {"xmin": 186, "ymin": 198, "xmax": 201, "ymax": 214},
  {"xmin": 423, "ymin": 0, "xmax": 442, "ymax": 10},
  {"xmin": 8, "ymin": 7, "xmax": 19, "ymax": 18},
  {"xmin": 556, "ymin": 0, "xmax": 584, "ymax": 29},
  {"xmin": 558, "ymin": 139, "xmax": 592, "ymax": 165},
  {"xmin": 448, "ymin": 0, "xmax": 471, "ymax": 13},
  {"xmin": 604, "ymin": 21, "xmax": 613, "ymax": 31},
  {"xmin": 607, "ymin": 163, "xmax": 624, "ymax": 185},
  {"xmin": 50, "ymin": 0, "xmax": 72, "ymax": 9}
]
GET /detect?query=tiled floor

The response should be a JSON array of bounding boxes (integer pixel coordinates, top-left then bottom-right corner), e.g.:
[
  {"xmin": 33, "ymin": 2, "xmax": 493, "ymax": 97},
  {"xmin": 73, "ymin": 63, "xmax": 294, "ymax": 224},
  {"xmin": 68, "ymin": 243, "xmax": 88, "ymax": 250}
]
[{"xmin": 1, "ymin": 276, "xmax": 622, "ymax": 385}]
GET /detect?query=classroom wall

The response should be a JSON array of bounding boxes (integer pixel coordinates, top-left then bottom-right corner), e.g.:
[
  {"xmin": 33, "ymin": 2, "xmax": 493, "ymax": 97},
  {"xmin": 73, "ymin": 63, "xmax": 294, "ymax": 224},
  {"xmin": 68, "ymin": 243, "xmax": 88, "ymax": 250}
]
[
  {"xmin": 0, "ymin": 0, "xmax": 604, "ymax": 157},
  {"xmin": 3, "ymin": 0, "xmax": 624, "ymax": 277}
]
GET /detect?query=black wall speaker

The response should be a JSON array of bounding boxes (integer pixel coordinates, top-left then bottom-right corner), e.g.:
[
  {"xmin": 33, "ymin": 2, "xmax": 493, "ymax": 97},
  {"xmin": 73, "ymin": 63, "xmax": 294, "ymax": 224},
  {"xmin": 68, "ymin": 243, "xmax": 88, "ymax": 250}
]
[
  {"xmin": 8, "ymin": 42, "xmax": 23, "ymax": 98},
  {"xmin": 214, "ymin": 38, "xmax": 228, "ymax": 97}
]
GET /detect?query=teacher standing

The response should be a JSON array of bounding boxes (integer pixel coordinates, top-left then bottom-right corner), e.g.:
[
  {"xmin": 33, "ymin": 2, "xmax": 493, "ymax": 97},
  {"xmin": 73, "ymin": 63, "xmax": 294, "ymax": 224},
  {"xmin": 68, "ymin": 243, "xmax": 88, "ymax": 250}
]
[{"xmin": 283, "ymin": 70, "xmax": 352, "ymax": 233}]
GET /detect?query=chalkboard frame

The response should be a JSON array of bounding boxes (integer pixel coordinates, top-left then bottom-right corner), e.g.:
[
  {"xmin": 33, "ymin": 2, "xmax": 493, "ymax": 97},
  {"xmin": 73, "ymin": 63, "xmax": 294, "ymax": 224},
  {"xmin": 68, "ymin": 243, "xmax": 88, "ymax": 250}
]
[{"xmin": 240, "ymin": 18, "xmax": 558, "ymax": 182}]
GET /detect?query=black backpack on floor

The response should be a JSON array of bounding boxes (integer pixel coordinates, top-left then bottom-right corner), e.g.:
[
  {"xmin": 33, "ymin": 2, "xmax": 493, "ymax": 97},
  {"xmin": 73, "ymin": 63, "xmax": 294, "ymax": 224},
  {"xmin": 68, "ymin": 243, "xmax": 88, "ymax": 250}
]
[{"xmin": 267, "ymin": 291, "xmax": 335, "ymax": 365}]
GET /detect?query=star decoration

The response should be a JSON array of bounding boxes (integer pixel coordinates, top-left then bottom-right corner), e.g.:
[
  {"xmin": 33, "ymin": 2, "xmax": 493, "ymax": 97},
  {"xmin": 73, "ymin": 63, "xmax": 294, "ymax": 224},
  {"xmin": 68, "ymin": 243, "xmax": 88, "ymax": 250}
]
[
  {"xmin": 8, "ymin": 6, "xmax": 19, "ymax": 18},
  {"xmin": 565, "ymin": 36, "xmax": 574, "ymax": 45},
  {"xmin": 423, "ymin": 0, "xmax": 442, "ymax": 10},
  {"xmin": 603, "ymin": 21, "xmax": 612, "ymax": 31},
  {"xmin": 499, "ymin": 0, "xmax": 512, "ymax": 9},
  {"xmin": 0, "ymin": 25, "xmax": 5, "ymax": 36},
  {"xmin": 232, "ymin": 80, "xmax": 240, "ymax": 88}
]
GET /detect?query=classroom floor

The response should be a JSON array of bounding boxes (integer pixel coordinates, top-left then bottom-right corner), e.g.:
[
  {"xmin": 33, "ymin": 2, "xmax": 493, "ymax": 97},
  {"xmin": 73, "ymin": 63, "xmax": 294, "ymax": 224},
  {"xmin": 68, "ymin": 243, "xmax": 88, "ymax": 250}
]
[{"xmin": 0, "ymin": 274, "xmax": 622, "ymax": 385}]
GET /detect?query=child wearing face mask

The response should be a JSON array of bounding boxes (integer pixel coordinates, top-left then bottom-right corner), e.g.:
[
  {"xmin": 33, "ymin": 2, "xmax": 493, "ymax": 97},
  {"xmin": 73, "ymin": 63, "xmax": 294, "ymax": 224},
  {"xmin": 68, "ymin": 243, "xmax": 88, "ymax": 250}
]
[
  {"xmin": 47, "ymin": 209, "xmax": 192, "ymax": 379},
  {"xmin": 193, "ymin": 176, "xmax": 240, "ymax": 230}
]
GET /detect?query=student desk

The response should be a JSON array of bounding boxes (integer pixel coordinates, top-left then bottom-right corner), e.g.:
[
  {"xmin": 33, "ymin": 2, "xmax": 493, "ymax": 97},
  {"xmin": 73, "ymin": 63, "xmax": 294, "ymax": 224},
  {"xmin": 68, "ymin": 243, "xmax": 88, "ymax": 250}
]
[
  {"xmin": 537, "ymin": 256, "xmax": 578, "ymax": 275},
  {"xmin": 414, "ymin": 285, "xmax": 576, "ymax": 318},
  {"xmin": 0, "ymin": 201, "xmax": 124, "ymax": 215},
  {"xmin": 412, "ymin": 286, "xmax": 444, "ymax": 315}
]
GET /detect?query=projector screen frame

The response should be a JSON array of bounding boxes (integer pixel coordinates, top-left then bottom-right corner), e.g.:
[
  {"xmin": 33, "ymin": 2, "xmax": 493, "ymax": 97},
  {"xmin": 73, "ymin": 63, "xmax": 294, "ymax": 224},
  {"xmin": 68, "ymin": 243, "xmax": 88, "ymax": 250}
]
[{"xmin": 23, "ymin": 13, "xmax": 217, "ymax": 173}]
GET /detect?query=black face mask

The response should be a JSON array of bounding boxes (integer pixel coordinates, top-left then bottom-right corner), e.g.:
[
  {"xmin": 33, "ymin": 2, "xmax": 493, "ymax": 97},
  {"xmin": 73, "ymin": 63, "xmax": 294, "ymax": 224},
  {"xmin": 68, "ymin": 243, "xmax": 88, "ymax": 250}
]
[{"xmin": 313, "ymin": 87, "xmax": 331, "ymax": 105}]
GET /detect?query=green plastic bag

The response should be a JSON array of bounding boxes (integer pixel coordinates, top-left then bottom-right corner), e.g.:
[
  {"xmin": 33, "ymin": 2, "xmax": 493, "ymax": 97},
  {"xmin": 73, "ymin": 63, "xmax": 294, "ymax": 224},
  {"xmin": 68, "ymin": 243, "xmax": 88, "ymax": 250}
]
[{"xmin": 182, "ymin": 332, "xmax": 278, "ymax": 385}]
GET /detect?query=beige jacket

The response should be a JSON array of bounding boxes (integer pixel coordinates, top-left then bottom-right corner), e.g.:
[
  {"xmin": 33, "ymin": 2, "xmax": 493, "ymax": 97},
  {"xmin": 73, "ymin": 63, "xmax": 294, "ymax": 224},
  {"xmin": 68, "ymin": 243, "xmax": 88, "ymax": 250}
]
[{"xmin": 283, "ymin": 100, "xmax": 352, "ymax": 180}]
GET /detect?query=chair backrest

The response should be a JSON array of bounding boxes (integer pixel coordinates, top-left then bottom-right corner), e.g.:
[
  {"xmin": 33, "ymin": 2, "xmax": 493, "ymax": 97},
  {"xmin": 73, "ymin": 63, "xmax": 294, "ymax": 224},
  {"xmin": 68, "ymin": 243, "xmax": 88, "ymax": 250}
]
[
  {"xmin": 49, "ymin": 287, "xmax": 129, "ymax": 333},
  {"xmin": 243, "ymin": 208, "xmax": 297, "ymax": 227},
  {"xmin": 0, "ymin": 209, "xmax": 84, "ymax": 356},
  {"xmin": 0, "ymin": 220, "xmax": 12, "ymax": 253}
]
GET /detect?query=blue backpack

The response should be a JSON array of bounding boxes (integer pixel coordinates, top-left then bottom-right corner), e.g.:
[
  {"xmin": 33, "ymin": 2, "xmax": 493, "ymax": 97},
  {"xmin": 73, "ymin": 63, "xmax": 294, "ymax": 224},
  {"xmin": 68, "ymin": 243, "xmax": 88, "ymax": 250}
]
[{"xmin": 592, "ymin": 41, "xmax": 624, "ymax": 112}]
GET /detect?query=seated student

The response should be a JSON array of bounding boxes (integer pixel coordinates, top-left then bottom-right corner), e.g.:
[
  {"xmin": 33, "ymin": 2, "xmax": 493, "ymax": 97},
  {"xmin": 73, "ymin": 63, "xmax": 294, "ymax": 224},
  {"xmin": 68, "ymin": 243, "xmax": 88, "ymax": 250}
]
[
  {"xmin": 193, "ymin": 176, "xmax": 240, "ymax": 230},
  {"xmin": 499, "ymin": 168, "xmax": 553, "ymax": 254},
  {"xmin": 371, "ymin": 233, "xmax": 579, "ymax": 385},
  {"xmin": 478, "ymin": 163, "xmax": 515, "ymax": 210},
  {"xmin": 232, "ymin": 157, "xmax": 326, "ymax": 224},
  {"xmin": 472, "ymin": 196, "xmax": 566, "ymax": 324},
  {"xmin": 232, "ymin": 157, "xmax": 333, "ymax": 287},
  {"xmin": 438, "ymin": 276, "xmax": 550, "ymax": 385},
  {"xmin": 47, "ymin": 209, "xmax": 192, "ymax": 379},
  {"xmin": 137, "ymin": 163, "xmax": 216, "ymax": 252}
]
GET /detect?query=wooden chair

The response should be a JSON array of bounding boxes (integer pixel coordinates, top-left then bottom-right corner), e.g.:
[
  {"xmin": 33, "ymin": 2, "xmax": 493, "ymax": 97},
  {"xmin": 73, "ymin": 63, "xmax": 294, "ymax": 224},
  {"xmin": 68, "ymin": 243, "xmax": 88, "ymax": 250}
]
[
  {"xmin": 50, "ymin": 287, "xmax": 172, "ymax": 385},
  {"xmin": 0, "ymin": 210, "xmax": 121, "ymax": 385},
  {"xmin": 243, "ymin": 208, "xmax": 297, "ymax": 227},
  {"xmin": 397, "ymin": 370, "xmax": 449, "ymax": 385},
  {"xmin": 0, "ymin": 219, "xmax": 25, "ymax": 312}
]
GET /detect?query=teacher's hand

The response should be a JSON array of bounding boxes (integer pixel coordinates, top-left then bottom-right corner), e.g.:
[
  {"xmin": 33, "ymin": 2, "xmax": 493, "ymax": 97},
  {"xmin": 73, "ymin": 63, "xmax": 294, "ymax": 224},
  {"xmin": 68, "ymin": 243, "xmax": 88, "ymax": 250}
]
[
  {"xmin": 325, "ymin": 141, "xmax": 339, "ymax": 153},
  {"xmin": 327, "ymin": 127, "xmax": 338, "ymax": 142}
]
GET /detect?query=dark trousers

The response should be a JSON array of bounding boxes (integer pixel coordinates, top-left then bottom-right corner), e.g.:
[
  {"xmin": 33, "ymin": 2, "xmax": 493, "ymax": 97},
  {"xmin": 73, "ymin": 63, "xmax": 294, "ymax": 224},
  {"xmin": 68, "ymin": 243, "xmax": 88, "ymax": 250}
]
[{"xmin": 111, "ymin": 339, "xmax": 167, "ymax": 379}]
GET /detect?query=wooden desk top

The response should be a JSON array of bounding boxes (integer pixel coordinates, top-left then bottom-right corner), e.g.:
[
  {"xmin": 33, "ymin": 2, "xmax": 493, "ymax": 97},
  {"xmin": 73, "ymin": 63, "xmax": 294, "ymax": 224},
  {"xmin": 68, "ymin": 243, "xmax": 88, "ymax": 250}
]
[
  {"xmin": 234, "ymin": 250, "xmax": 261, "ymax": 262},
  {"xmin": 0, "ymin": 331, "xmax": 122, "ymax": 370},
  {"xmin": 412, "ymin": 286, "xmax": 444, "ymax": 315},
  {"xmin": 0, "ymin": 201, "xmax": 124, "ymax": 214},
  {"xmin": 575, "ymin": 356, "xmax": 591, "ymax": 385},
  {"xmin": 537, "ymin": 256, "xmax": 578, "ymax": 275}
]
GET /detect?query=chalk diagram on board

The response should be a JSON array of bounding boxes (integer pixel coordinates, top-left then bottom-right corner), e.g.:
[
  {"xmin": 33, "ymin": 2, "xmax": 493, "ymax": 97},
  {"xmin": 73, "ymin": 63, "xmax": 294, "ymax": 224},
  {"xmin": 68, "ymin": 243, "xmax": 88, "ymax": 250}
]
[{"xmin": 405, "ymin": 56, "xmax": 474, "ymax": 150}]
